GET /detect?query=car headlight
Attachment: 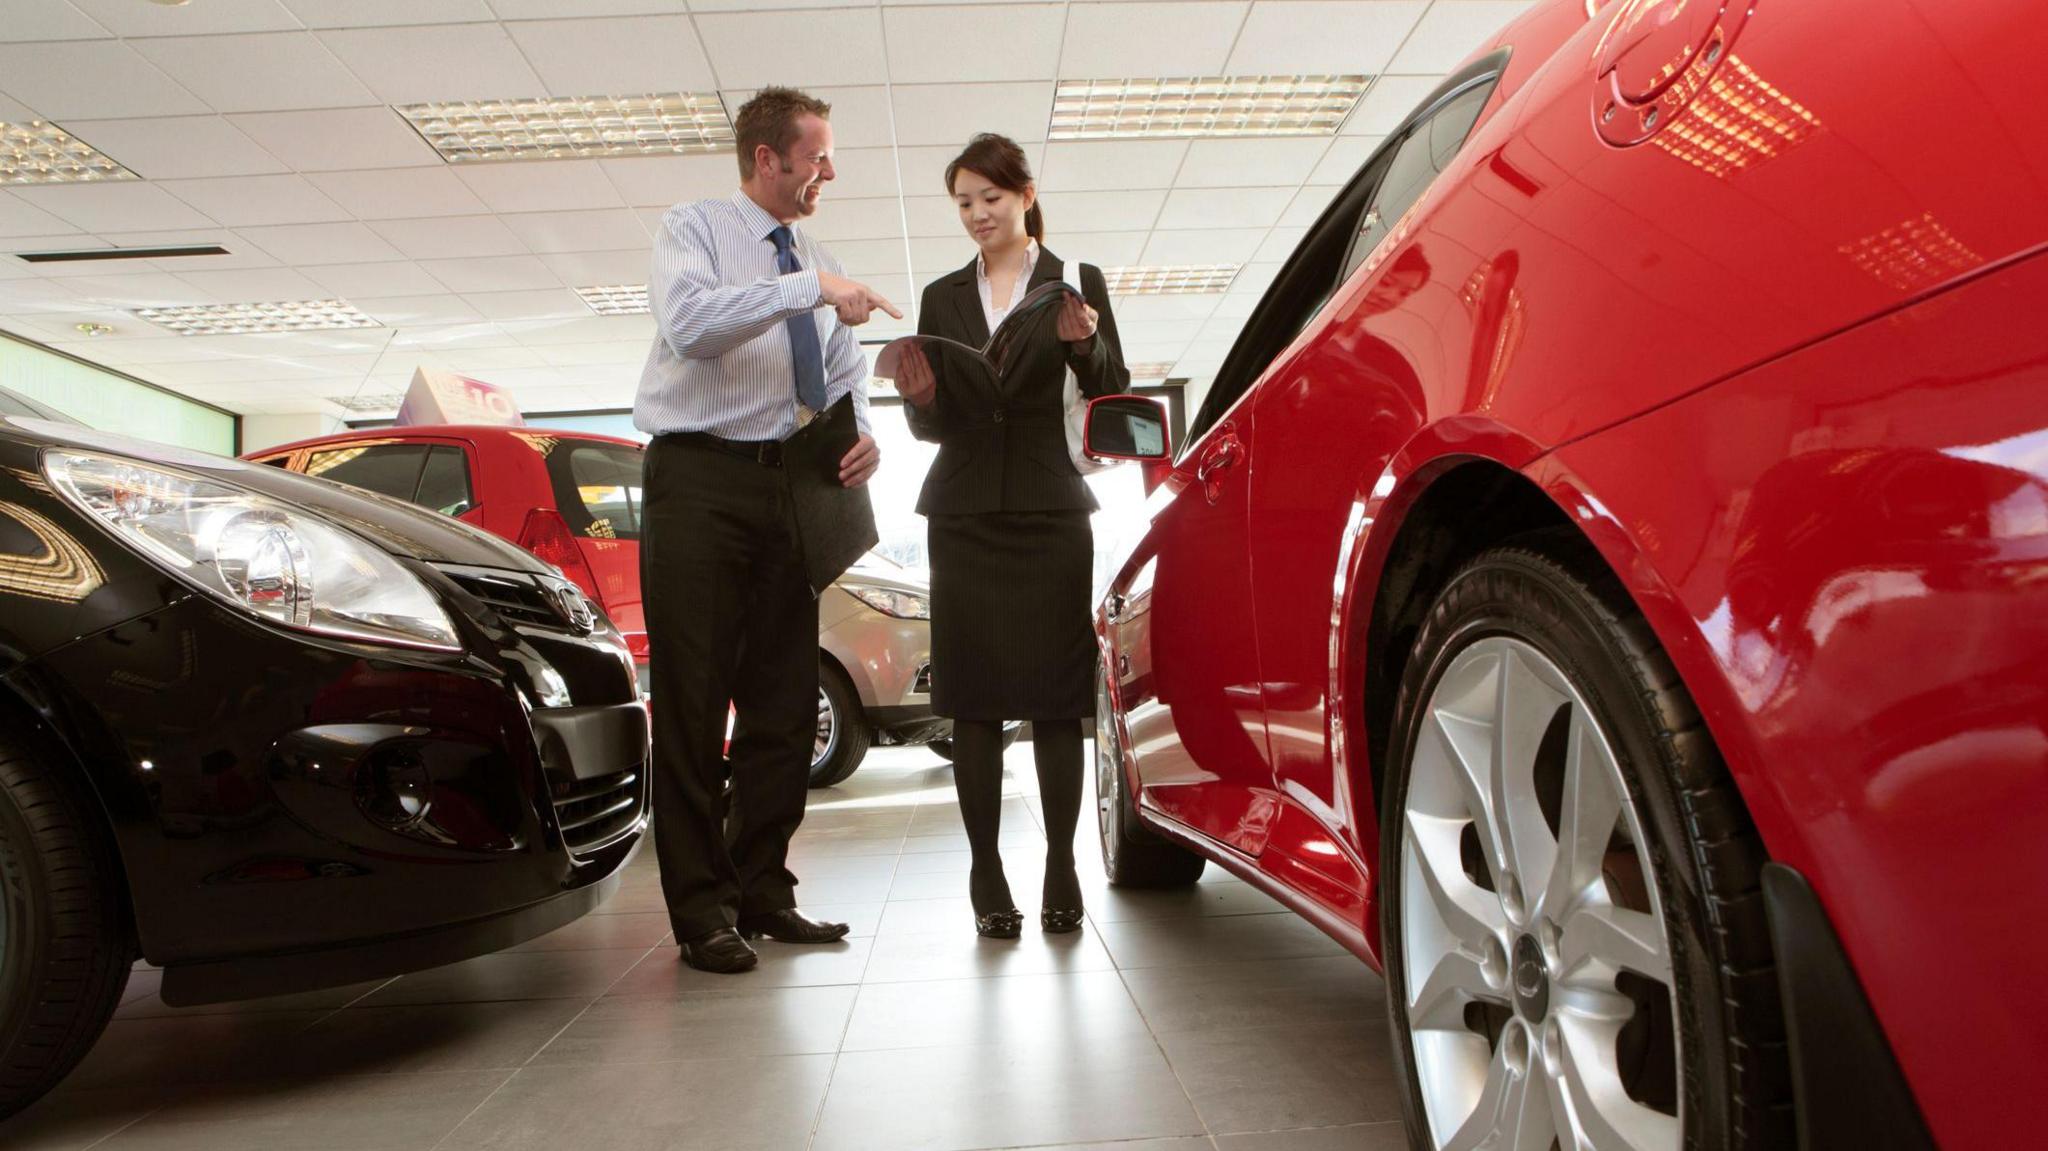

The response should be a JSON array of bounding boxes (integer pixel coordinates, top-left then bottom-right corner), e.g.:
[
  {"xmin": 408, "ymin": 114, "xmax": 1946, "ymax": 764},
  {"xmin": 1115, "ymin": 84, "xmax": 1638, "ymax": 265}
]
[
  {"xmin": 44, "ymin": 451, "xmax": 461, "ymax": 652},
  {"xmin": 844, "ymin": 583, "xmax": 930, "ymax": 619}
]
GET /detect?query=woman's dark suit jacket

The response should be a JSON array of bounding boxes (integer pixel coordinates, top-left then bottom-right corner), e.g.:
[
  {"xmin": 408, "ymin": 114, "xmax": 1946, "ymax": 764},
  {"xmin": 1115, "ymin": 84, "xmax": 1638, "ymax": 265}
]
[{"xmin": 904, "ymin": 249, "xmax": 1131, "ymax": 513}]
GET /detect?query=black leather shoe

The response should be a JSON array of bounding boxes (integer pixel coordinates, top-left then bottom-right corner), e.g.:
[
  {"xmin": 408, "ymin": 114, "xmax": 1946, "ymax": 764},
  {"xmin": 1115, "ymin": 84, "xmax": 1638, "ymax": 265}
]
[
  {"xmin": 1041, "ymin": 907, "xmax": 1085, "ymax": 934},
  {"xmin": 736, "ymin": 908, "xmax": 850, "ymax": 944},
  {"xmin": 976, "ymin": 909, "xmax": 1024, "ymax": 939},
  {"xmin": 678, "ymin": 927, "xmax": 758, "ymax": 973}
]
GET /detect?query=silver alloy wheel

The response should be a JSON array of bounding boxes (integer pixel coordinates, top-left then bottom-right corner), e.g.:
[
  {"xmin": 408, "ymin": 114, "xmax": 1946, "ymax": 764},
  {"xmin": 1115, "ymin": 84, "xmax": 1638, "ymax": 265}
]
[
  {"xmin": 813, "ymin": 686, "xmax": 836, "ymax": 769},
  {"xmin": 1094, "ymin": 668, "xmax": 1120, "ymax": 872},
  {"xmin": 1401, "ymin": 637, "xmax": 1680, "ymax": 1151}
]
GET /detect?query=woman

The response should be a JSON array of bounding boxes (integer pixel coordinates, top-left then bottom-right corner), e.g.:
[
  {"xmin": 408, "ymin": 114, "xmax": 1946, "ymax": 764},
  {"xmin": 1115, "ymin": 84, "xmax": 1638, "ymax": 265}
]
[{"xmin": 895, "ymin": 133, "xmax": 1130, "ymax": 938}]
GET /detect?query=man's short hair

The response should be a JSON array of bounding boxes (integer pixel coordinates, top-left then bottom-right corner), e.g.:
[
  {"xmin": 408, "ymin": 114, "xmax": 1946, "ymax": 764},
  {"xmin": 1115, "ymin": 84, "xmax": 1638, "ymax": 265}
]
[{"xmin": 733, "ymin": 87, "xmax": 832, "ymax": 180}]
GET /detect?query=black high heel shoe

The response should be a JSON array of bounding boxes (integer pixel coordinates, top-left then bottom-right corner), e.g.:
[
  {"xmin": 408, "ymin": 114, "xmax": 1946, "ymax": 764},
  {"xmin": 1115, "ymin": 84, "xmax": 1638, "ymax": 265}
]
[
  {"xmin": 1040, "ymin": 907, "xmax": 1084, "ymax": 933},
  {"xmin": 1041, "ymin": 860, "xmax": 1084, "ymax": 933},
  {"xmin": 976, "ymin": 909, "xmax": 1025, "ymax": 938}
]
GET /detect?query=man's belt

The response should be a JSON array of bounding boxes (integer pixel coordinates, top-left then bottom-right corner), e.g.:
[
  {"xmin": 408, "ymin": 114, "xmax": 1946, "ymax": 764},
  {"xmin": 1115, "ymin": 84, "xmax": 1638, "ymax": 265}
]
[{"xmin": 664, "ymin": 430, "xmax": 783, "ymax": 466}]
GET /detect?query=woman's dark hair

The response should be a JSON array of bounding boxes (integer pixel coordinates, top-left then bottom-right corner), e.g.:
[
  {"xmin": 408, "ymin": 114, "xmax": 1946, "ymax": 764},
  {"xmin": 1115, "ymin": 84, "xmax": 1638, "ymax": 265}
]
[{"xmin": 944, "ymin": 133, "xmax": 1044, "ymax": 242}]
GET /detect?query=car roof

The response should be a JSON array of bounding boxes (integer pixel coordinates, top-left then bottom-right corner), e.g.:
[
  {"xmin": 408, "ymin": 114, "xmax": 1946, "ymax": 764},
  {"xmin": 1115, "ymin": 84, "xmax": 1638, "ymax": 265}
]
[{"xmin": 246, "ymin": 423, "xmax": 645, "ymax": 459}]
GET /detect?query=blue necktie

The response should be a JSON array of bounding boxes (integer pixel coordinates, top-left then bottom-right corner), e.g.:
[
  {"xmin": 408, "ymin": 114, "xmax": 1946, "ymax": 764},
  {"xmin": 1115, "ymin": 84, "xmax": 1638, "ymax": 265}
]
[{"xmin": 770, "ymin": 225, "xmax": 828, "ymax": 414}]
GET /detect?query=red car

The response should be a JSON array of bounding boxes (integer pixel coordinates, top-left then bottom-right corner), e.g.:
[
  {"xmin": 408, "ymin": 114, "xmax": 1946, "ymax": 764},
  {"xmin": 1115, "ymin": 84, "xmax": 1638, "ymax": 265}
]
[{"xmin": 1090, "ymin": 1, "xmax": 2045, "ymax": 1149}]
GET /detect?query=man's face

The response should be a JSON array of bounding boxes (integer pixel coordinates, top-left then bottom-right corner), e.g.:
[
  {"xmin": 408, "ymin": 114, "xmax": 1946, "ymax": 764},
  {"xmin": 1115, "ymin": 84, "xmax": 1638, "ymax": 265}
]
[{"xmin": 759, "ymin": 114, "xmax": 835, "ymax": 220}]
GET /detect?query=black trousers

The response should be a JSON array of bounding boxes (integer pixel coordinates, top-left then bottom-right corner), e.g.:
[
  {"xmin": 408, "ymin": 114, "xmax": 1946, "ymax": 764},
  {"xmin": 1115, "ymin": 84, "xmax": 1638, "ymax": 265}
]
[{"xmin": 642, "ymin": 436, "xmax": 818, "ymax": 941}]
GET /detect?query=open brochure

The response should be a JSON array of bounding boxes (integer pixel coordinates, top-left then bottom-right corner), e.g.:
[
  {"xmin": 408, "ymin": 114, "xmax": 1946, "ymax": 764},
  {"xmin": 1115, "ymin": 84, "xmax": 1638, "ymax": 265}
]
[{"xmin": 872, "ymin": 278, "xmax": 1083, "ymax": 384}]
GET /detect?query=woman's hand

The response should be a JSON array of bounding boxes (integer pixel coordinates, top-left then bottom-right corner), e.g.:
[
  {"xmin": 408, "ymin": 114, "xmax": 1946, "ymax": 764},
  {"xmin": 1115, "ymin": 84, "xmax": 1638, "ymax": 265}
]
[
  {"xmin": 895, "ymin": 344, "xmax": 936, "ymax": 408},
  {"xmin": 1056, "ymin": 294, "xmax": 1098, "ymax": 349}
]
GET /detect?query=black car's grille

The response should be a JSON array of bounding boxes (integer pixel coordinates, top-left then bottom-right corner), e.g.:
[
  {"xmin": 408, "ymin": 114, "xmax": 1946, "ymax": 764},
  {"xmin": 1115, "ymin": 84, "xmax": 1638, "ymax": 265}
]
[
  {"xmin": 550, "ymin": 770, "xmax": 642, "ymax": 856},
  {"xmin": 439, "ymin": 567, "xmax": 570, "ymax": 630}
]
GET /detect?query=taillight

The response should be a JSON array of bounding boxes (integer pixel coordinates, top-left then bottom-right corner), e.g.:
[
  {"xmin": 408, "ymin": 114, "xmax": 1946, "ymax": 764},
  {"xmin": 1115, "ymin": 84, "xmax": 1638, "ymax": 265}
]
[{"xmin": 517, "ymin": 508, "xmax": 599, "ymax": 600}]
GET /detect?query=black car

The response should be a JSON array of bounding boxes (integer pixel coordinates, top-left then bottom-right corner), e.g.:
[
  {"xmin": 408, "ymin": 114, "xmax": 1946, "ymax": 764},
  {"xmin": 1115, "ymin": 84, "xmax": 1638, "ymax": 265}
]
[{"xmin": 0, "ymin": 387, "xmax": 648, "ymax": 1116}]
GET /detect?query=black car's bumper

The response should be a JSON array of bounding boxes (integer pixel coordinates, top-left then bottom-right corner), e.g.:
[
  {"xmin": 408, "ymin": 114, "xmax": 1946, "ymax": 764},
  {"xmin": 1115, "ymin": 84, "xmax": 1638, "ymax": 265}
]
[{"xmin": 6, "ymin": 565, "xmax": 649, "ymax": 1001}]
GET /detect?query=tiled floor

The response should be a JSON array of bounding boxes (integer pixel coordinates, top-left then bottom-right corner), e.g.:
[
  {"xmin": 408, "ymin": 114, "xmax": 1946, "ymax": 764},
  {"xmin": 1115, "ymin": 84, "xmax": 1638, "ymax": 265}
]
[{"xmin": 2, "ymin": 745, "xmax": 1409, "ymax": 1151}]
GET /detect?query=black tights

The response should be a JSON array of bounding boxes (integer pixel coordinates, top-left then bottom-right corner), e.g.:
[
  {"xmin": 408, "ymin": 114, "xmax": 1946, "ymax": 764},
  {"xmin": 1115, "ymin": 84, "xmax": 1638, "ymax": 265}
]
[{"xmin": 951, "ymin": 718, "xmax": 1086, "ymax": 915}]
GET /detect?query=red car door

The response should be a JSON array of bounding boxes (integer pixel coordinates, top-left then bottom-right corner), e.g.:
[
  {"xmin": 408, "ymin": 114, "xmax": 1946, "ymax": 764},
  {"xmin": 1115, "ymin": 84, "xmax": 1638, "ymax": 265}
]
[{"xmin": 1106, "ymin": 396, "xmax": 1274, "ymax": 857}]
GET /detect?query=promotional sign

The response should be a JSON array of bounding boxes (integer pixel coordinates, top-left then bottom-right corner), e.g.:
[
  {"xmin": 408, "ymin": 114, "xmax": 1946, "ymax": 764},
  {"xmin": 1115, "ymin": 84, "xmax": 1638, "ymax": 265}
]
[{"xmin": 394, "ymin": 367, "xmax": 524, "ymax": 427}]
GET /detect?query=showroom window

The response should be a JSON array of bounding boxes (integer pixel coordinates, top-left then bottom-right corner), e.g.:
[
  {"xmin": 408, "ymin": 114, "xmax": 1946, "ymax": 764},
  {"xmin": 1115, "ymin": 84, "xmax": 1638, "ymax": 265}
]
[{"xmin": 305, "ymin": 443, "xmax": 431, "ymax": 502}]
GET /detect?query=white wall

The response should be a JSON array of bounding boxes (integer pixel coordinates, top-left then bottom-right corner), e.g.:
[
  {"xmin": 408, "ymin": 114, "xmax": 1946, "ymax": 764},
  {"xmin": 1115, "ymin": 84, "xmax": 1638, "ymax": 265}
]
[{"xmin": 241, "ymin": 410, "xmax": 345, "ymax": 454}]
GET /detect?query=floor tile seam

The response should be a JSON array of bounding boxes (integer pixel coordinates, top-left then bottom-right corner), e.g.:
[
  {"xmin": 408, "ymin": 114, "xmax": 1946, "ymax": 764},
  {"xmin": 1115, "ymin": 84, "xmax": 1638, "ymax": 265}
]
[
  {"xmin": 805, "ymin": 838, "xmax": 901, "ymax": 1151},
  {"xmin": 1103, "ymin": 930, "xmax": 1222, "ymax": 1148},
  {"xmin": 74, "ymin": 1103, "xmax": 165, "ymax": 1150},
  {"xmin": 293, "ymin": 975, "xmax": 400, "ymax": 1034}
]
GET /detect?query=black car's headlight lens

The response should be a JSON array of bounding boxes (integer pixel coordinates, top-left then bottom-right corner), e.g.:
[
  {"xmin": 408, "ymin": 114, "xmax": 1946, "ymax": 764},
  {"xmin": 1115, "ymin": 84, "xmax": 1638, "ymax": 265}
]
[
  {"xmin": 44, "ymin": 451, "xmax": 460, "ymax": 652},
  {"xmin": 843, "ymin": 582, "xmax": 930, "ymax": 619}
]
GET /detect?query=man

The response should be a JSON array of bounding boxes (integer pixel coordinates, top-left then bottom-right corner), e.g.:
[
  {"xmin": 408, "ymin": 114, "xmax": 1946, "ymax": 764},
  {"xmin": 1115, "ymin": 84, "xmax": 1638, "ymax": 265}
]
[{"xmin": 633, "ymin": 87, "xmax": 900, "ymax": 974}]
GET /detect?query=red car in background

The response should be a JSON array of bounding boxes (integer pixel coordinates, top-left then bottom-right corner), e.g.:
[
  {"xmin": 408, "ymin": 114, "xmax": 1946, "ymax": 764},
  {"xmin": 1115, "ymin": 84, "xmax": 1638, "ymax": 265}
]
[
  {"xmin": 1090, "ymin": 1, "xmax": 2046, "ymax": 1149},
  {"xmin": 248, "ymin": 426, "xmax": 946, "ymax": 787}
]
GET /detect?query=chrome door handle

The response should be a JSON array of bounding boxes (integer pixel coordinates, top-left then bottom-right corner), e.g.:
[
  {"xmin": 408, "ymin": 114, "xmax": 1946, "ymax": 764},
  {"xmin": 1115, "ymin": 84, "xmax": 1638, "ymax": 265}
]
[{"xmin": 1196, "ymin": 437, "xmax": 1242, "ymax": 485}]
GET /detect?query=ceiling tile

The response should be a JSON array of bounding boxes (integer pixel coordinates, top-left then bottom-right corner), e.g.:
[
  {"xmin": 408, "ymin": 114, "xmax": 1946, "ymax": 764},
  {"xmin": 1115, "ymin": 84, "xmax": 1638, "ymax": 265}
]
[
  {"xmin": 1039, "ymin": 140, "xmax": 1189, "ymax": 192},
  {"xmin": 1060, "ymin": 2, "xmax": 1248, "ymax": 77},
  {"xmin": 389, "ymin": 322, "xmax": 520, "ymax": 349},
  {"xmin": 694, "ymin": 10, "xmax": 887, "ymax": 89},
  {"xmin": 0, "ymin": 193, "xmax": 80, "ymax": 240},
  {"xmin": 370, "ymin": 215, "xmax": 529, "ymax": 259},
  {"xmin": 1049, "ymin": 231, "xmax": 1150, "ymax": 266},
  {"xmin": 902, "ymin": 195, "xmax": 964, "ymax": 239},
  {"xmin": 0, "ymin": 42, "xmax": 207, "ymax": 119},
  {"xmin": 487, "ymin": 0, "xmax": 686, "ymax": 17},
  {"xmin": 1311, "ymin": 134, "xmax": 1384, "ymax": 184},
  {"xmin": 455, "ymin": 161, "xmax": 623, "ymax": 214},
  {"xmin": 531, "ymin": 340, "xmax": 650, "ymax": 367},
  {"xmin": 1282, "ymin": 183, "xmax": 1342, "ymax": 226},
  {"xmin": 893, "ymin": 146, "xmax": 965, "ymax": 203},
  {"xmin": 1226, "ymin": 1, "xmax": 1427, "ymax": 75},
  {"xmin": 1255, "ymin": 225, "xmax": 1308, "ymax": 262},
  {"xmin": 173, "ymin": 267, "xmax": 333, "ymax": 302},
  {"xmin": 1140, "ymin": 227, "xmax": 1269, "ymax": 263},
  {"xmin": 160, "ymin": 175, "xmax": 350, "ymax": 227},
  {"xmin": 600, "ymin": 154, "xmax": 740, "ymax": 208},
  {"xmin": 1157, "ymin": 186, "xmax": 1295, "ymax": 229},
  {"xmin": 464, "ymin": 288, "xmax": 588, "ymax": 321},
  {"xmin": 538, "ymin": 249, "xmax": 650, "ymax": 285},
  {"xmin": 690, "ymin": 0, "xmax": 867, "ymax": 9},
  {"xmin": 229, "ymin": 108, "xmax": 443, "ymax": 171},
  {"xmin": 815, "ymin": 148, "xmax": 900, "ymax": 200},
  {"xmin": 1112, "ymin": 293, "xmax": 1221, "ymax": 321},
  {"xmin": 890, "ymin": 82, "xmax": 1054, "ymax": 146},
  {"xmin": 54, "ymin": 273, "xmax": 220, "ymax": 307},
  {"xmin": 500, "ymin": 313, "xmax": 650, "ymax": 345},
  {"xmin": 1045, "ymin": 190, "xmax": 1168, "ymax": 233},
  {"xmin": 305, "ymin": 261, "xmax": 451, "ymax": 298},
  {"xmin": 133, "ymin": 33, "xmax": 377, "ymax": 114},
  {"xmin": 308, "ymin": 168, "xmax": 490, "ymax": 220},
  {"xmin": 1175, "ymin": 138, "xmax": 1332, "ymax": 188},
  {"xmin": 282, "ymin": 0, "xmax": 497, "ymax": 27},
  {"xmin": 906, "ymin": 237, "xmax": 970, "ymax": 277},
  {"xmin": 17, "ymin": 252, "xmax": 172, "ymax": 280},
  {"xmin": 506, "ymin": 17, "xmax": 715, "ymax": 95},
  {"xmin": 1389, "ymin": 1, "xmax": 1533, "ymax": 73},
  {"xmin": 0, "ymin": 94, "xmax": 35, "ymax": 121},
  {"xmin": 63, "ymin": 117, "xmax": 287, "ymax": 181},
  {"xmin": 417, "ymin": 255, "xmax": 562, "ymax": 293},
  {"xmin": 0, "ymin": 3, "xmax": 113, "ymax": 42},
  {"xmin": 68, "ymin": 0, "xmax": 303, "ymax": 36},
  {"xmin": 804, "ymin": 197, "xmax": 910, "ymax": 243},
  {"xmin": 498, "ymin": 209, "xmax": 649, "ymax": 253},
  {"xmin": 720, "ymin": 86, "xmax": 893, "ymax": 149},
  {"xmin": 1223, "ymin": 260, "xmax": 1283, "ymax": 296},
  {"xmin": 1344, "ymin": 74, "xmax": 1441, "ymax": 136},
  {"xmin": 317, "ymin": 24, "xmax": 546, "ymax": 104},
  {"xmin": 11, "ymin": 184, "xmax": 217, "ymax": 232},
  {"xmin": 828, "ymin": 239, "xmax": 914, "ymax": 278},
  {"xmin": 884, "ymin": 6, "xmax": 1064, "ymax": 84},
  {"xmin": 350, "ymin": 294, "xmax": 486, "ymax": 325},
  {"xmin": 237, "ymin": 222, "xmax": 406, "ymax": 265}
]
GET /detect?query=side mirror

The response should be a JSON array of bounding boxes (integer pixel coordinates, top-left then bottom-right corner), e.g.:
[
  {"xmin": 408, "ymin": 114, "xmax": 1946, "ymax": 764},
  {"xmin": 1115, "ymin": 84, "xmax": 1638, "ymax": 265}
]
[{"xmin": 1083, "ymin": 396, "xmax": 1172, "ymax": 463}]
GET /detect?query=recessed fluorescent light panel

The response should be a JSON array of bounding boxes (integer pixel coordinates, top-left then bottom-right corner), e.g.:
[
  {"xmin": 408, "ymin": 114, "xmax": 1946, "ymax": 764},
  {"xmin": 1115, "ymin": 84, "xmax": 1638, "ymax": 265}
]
[
  {"xmin": 327, "ymin": 392, "xmax": 407, "ymax": 413},
  {"xmin": 1103, "ymin": 265, "xmax": 1240, "ymax": 295},
  {"xmin": 398, "ymin": 94, "xmax": 735, "ymax": 163},
  {"xmin": 1049, "ymin": 76, "xmax": 1369, "ymax": 140},
  {"xmin": 1124, "ymin": 361, "xmax": 1178, "ymax": 380},
  {"xmin": 134, "ymin": 300, "xmax": 380, "ymax": 336},
  {"xmin": 0, "ymin": 121, "xmax": 138, "ymax": 185},
  {"xmin": 574, "ymin": 284, "xmax": 651, "ymax": 316}
]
